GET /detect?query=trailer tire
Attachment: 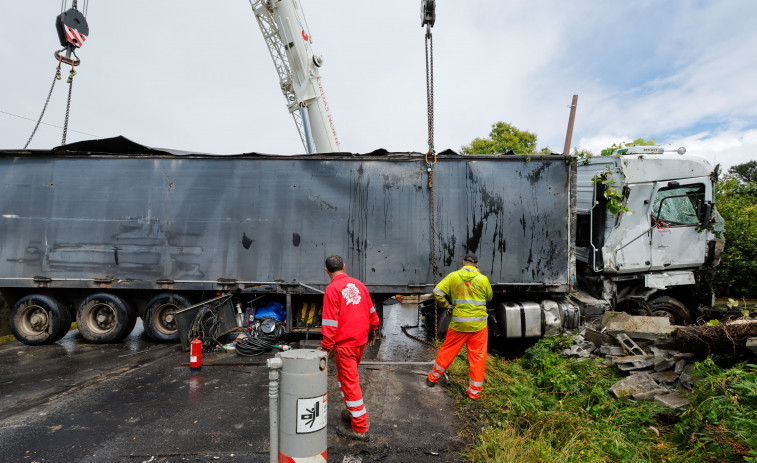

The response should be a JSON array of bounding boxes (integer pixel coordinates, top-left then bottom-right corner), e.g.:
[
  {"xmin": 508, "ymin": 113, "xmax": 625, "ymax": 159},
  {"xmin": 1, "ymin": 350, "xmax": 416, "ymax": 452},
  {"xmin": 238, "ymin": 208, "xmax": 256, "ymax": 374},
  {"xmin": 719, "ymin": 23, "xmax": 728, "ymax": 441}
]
[
  {"xmin": 76, "ymin": 293, "xmax": 135, "ymax": 343},
  {"xmin": 421, "ymin": 301, "xmax": 451, "ymax": 341},
  {"xmin": 490, "ymin": 303, "xmax": 509, "ymax": 350},
  {"xmin": 435, "ymin": 308, "xmax": 451, "ymax": 340},
  {"xmin": 649, "ymin": 296, "xmax": 691, "ymax": 325},
  {"xmin": 143, "ymin": 293, "xmax": 192, "ymax": 342},
  {"xmin": 10, "ymin": 295, "xmax": 71, "ymax": 345},
  {"xmin": 124, "ymin": 299, "xmax": 138, "ymax": 337}
]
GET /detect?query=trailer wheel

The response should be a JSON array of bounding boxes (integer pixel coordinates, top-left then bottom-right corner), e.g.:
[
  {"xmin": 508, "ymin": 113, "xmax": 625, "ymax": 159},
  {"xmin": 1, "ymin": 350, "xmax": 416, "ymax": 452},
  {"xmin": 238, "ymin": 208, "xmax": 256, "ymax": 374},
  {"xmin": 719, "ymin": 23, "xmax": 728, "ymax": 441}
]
[
  {"xmin": 10, "ymin": 295, "xmax": 71, "ymax": 345},
  {"xmin": 649, "ymin": 296, "xmax": 691, "ymax": 325},
  {"xmin": 76, "ymin": 293, "xmax": 135, "ymax": 343},
  {"xmin": 433, "ymin": 308, "xmax": 451, "ymax": 340},
  {"xmin": 124, "ymin": 299, "xmax": 138, "ymax": 337},
  {"xmin": 143, "ymin": 293, "xmax": 192, "ymax": 342}
]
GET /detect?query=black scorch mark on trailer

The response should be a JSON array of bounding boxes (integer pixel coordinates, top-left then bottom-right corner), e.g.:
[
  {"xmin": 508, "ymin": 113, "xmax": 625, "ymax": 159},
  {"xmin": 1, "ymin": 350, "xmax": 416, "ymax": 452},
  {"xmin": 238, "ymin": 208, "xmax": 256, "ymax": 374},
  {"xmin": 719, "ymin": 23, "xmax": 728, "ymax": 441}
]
[
  {"xmin": 347, "ymin": 164, "xmax": 370, "ymax": 281},
  {"xmin": 441, "ymin": 234, "xmax": 457, "ymax": 267},
  {"xmin": 466, "ymin": 221, "xmax": 484, "ymax": 256},
  {"xmin": 526, "ymin": 163, "xmax": 550, "ymax": 183},
  {"xmin": 466, "ymin": 180, "xmax": 505, "ymax": 265}
]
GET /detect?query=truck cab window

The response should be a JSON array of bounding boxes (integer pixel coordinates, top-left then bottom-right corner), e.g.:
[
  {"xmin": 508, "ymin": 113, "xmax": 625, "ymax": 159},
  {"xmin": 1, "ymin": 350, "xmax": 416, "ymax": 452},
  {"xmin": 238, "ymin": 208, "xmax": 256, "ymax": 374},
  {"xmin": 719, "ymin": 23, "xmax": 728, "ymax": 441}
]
[{"xmin": 651, "ymin": 184, "xmax": 705, "ymax": 227}]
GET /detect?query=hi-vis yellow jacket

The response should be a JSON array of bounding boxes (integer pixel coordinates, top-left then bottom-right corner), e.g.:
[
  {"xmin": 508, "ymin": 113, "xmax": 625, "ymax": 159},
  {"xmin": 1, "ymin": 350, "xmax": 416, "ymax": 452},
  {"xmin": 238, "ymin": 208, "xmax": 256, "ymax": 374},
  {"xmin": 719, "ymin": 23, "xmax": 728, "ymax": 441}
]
[{"xmin": 433, "ymin": 265, "xmax": 493, "ymax": 332}]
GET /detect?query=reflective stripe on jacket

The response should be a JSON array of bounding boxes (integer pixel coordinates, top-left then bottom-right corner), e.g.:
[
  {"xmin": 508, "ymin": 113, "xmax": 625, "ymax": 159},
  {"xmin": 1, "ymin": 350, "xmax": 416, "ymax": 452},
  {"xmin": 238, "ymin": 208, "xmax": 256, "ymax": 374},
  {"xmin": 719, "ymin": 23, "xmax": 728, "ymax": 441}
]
[{"xmin": 433, "ymin": 265, "xmax": 493, "ymax": 332}]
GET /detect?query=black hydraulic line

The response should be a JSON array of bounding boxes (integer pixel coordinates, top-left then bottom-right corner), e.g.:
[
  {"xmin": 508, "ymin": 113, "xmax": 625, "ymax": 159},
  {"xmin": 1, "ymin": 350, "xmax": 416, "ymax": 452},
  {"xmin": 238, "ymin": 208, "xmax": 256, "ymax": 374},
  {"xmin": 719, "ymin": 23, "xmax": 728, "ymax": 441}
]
[
  {"xmin": 236, "ymin": 334, "xmax": 278, "ymax": 357},
  {"xmin": 187, "ymin": 306, "xmax": 222, "ymax": 351}
]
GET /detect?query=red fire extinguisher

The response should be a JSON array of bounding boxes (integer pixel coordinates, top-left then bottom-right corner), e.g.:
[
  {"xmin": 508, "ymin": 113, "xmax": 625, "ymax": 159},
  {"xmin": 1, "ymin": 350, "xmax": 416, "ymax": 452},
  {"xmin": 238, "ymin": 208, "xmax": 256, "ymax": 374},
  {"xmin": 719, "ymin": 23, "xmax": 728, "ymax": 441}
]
[{"xmin": 190, "ymin": 338, "xmax": 202, "ymax": 371}]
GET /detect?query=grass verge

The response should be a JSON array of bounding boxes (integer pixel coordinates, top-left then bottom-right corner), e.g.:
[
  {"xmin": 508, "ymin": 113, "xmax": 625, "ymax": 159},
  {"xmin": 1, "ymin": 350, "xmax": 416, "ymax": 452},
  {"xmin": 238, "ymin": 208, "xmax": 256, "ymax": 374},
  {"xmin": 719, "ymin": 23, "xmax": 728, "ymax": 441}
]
[{"xmin": 446, "ymin": 335, "xmax": 756, "ymax": 462}]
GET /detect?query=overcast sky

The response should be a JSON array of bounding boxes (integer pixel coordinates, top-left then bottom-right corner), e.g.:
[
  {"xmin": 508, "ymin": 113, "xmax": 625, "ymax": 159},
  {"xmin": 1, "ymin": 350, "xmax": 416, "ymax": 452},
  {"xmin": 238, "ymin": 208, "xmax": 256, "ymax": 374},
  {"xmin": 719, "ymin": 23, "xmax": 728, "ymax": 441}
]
[{"xmin": 2, "ymin": 1, "xmax": 756, "ymax": 171}]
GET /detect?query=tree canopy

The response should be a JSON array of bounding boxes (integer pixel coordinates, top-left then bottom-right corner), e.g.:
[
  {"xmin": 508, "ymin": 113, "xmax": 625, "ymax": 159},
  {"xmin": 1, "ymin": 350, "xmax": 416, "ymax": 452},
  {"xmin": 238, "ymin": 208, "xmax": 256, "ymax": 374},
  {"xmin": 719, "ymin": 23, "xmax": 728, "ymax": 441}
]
[
  {"xmin": 460, "ymin": 122, "xmax": 537, "ymax": 155},
  {"xmin": 714, "ymin": 174, "xmax": 757, "ymax": 297},
  {"xmin": 728, "ymin": 160, "xmax": 757, "ymax": 183},
  {"xmin": 600, "ymin": 138, "xmax": 656, "ymax": 156}
]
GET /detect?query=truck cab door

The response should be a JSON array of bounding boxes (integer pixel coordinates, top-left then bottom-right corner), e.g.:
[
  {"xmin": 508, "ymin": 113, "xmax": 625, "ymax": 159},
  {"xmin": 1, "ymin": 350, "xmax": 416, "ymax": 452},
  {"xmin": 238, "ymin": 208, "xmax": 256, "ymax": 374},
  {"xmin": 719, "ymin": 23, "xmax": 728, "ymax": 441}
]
[{"xmin": 648, "ymin": 179, "xmax": 710, "ymax": 270}]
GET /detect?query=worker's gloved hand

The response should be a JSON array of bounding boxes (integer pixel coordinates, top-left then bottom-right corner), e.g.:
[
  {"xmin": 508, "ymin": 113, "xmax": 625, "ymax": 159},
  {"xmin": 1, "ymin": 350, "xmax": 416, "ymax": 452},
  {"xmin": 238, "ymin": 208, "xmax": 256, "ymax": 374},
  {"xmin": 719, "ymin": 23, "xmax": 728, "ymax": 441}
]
[
  {"xmin": 446, "ymin": 305, "xmax": 455, "ymax": 316},
  {"xmin": 368, "ymin": 330, "xmax": 377, "ymax": 345}
]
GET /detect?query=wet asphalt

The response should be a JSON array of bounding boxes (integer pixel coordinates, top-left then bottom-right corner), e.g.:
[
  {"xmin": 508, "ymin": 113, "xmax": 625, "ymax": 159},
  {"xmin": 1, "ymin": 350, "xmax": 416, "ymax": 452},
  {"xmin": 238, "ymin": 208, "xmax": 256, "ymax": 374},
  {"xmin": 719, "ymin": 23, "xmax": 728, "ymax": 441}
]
[{"xmin": 0, "ymin": 303, "xmax": 464, "ymax": 463}]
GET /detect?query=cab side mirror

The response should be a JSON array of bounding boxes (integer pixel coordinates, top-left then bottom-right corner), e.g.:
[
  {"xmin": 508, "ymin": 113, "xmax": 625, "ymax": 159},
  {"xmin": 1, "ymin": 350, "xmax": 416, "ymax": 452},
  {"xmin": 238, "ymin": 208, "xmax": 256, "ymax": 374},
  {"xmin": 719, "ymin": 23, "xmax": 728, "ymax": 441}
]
[{"xmin": 701, "ymin": 201, "xmax": 713, "ymax": 229}]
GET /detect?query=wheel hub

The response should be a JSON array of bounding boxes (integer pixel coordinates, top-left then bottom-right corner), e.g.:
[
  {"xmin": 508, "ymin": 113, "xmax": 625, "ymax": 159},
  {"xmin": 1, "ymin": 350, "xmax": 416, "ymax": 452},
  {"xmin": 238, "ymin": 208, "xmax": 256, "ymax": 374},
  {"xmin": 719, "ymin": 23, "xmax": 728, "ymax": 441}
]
[
  {"xmin": 156, "ymin": 304, "xmax": 177, "ymax": 332},
  {"xmin": 28, "ymin": 308, "xmax": 48, "ymax": 331},
  {"xmin": 91, "ymin": 304, "xmax": 116, "ymax": 331}
]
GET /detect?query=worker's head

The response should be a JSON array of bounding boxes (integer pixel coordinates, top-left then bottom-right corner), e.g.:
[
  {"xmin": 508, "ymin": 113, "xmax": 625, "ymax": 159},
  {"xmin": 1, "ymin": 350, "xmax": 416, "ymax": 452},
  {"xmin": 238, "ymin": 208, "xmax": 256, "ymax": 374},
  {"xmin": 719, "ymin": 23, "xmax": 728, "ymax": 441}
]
[
  {"xmin": 325, "ymin": 255, "xmax": 346, "ymax": 276},
  {"xmin": 463, "ymin": 252, "xmax": 478, "ymax": 267}
]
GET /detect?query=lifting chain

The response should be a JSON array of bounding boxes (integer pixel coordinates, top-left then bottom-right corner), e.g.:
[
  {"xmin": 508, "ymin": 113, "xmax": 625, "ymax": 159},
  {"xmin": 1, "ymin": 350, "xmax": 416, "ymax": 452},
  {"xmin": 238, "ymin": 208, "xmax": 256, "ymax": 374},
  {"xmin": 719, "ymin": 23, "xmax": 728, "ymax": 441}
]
[
  {"xmin": 62, "ymin": 64, "xmax": 77, "ymax": 145},
  {"xmin": 402, "ymin": 7, "xmax": 440, "ymax": 347},
  {"xmin": 424, "ymin": 22, "xmax": 439, "ymax": 341},
  {"xmin": 25, "ymin": 1, "xmax": 88, "ymax": 149},
  {"xmin": 401, "ymin": 324, "xmax": 436, "ymax": 348},
  {"xmin": 24, "ymin": 62, "xmax": 63, "ymax": 149},
  {"xmin": 424, "ymin": 29, "xmax": 435, "ymax": 168}
]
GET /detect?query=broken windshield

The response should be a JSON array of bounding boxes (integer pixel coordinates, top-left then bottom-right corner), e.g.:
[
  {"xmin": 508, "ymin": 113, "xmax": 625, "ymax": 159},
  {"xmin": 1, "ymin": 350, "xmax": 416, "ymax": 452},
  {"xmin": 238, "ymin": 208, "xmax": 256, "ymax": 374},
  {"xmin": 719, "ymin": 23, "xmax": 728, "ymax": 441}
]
[{"xmin": 651, "ymin": 184, "xmax": 705, "ymax": 227}]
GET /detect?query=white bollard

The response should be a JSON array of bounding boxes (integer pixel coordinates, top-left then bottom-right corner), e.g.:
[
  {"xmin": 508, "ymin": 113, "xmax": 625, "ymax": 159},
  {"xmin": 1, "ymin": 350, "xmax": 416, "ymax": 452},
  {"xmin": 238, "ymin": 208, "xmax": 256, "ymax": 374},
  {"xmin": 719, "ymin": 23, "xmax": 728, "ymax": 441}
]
[
  {"xmin": 267, "ymin": 357, "xmax": 283, "ymax": 463},
  {"xmin": 269, "ymin": 349, "xmax": 328, "ymax": 463}
]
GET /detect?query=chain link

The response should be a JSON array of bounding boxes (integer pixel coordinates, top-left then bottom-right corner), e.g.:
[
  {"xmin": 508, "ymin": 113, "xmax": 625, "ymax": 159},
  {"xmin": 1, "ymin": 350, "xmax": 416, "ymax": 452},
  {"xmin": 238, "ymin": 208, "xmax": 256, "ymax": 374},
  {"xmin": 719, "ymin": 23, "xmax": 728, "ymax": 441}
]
[
  {"xmin": 401, "ymin": 323, "xmax": 437, "ymax": 347},
  {"xmin": 425, "ymin": 31, "xmax": 434, "ymax": 155},
  {"xmin": 403, "ymin": 25, "xmax": 440, "ymax": 346},
  {"xmin": 62, "ymin": 69, "xmax": 76, "ymax": 145},
  {"xmin": 24, "ymin": 67, "xmax": 62, "ymax": 149},
  {"xmin": 425, "ymin": 29, "xmax": 439, "ymax": 340},
  {"xmin": 430, "ymin": 168, "xmax": 439, "ymax": 340}
]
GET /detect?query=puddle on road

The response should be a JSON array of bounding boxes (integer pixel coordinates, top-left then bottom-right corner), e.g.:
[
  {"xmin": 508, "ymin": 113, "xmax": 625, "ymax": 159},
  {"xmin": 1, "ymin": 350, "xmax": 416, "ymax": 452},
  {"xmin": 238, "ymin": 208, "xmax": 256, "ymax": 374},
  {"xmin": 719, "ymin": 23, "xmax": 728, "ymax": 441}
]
[
  {"xmin": 369, "ymin": 302, "xmax": 436, "ymax": 363},
  {"xmin": 54, "ymin": 319, "xmax": 162, "ymax": 358},
  {"xmin": 46, "ymin": 302, "xmax": 437, "ymax": 363},
  {"xmin": 188, "ymin": 373, "xmax": 203, "ymax": 404}
]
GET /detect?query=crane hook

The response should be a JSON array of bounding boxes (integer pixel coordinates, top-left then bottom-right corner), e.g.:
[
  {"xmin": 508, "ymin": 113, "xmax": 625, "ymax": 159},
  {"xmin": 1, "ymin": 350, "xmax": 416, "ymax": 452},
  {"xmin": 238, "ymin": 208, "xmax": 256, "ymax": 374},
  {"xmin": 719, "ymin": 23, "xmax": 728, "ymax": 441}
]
[
  {"xmin": 54, "ymin": 5, "xmax": 89, "ymax": 66},
  {"xmin": 421, "ymin": 0, "xmax": 436, "ymax": 29}
]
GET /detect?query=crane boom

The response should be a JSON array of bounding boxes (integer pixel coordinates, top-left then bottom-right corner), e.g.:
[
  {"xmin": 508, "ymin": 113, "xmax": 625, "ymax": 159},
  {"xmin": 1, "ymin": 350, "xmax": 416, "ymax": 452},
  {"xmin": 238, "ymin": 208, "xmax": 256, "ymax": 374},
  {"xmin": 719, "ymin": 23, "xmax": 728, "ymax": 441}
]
[{"xmin": 249, "ymin": 0, "xmax": 340, "ymax": 153}]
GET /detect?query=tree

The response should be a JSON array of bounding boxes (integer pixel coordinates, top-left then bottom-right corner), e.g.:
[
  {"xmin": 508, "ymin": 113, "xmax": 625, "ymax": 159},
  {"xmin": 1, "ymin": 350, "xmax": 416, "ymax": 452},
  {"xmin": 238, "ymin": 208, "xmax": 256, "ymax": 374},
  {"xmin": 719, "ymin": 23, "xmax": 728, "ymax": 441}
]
[
  {"xmin": 582, "ymin": 138, "xmax": 656, "ymax": 215},
  {"xmin": 728, "ymin": 160, "xmax": 757, "ymax": 184},
  {"xmin": 460, "ymin": 122, "xmax": 537, "ymax": 155},
  {"xmin": 600, "ymin": 138, "xmax": 656, "ymax": 156},
  {"xmin": 714, "ymin": 175, "xmax": 757, "ymax": 297}
]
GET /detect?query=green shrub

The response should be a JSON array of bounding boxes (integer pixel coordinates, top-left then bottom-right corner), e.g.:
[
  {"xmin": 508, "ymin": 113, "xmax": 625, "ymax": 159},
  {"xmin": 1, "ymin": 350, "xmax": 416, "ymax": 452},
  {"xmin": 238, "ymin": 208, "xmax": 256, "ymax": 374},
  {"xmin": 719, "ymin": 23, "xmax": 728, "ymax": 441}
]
[
  {"xmin": 714, "ymin": 176, "xmax": 757, "ymax": 297},
  {"xmin": 449, "ymin": 336, "xmax": 756, "ymax": 462}
]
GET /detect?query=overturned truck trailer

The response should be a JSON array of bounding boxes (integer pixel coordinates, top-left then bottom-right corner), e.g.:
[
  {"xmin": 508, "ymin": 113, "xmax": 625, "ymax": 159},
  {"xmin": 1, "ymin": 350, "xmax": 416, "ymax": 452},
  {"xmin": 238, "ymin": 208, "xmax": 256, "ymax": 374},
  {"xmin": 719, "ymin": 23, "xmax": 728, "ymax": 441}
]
[{"xmin": 0, "ymin": 137, "xmax": 579, "ymax": 346}]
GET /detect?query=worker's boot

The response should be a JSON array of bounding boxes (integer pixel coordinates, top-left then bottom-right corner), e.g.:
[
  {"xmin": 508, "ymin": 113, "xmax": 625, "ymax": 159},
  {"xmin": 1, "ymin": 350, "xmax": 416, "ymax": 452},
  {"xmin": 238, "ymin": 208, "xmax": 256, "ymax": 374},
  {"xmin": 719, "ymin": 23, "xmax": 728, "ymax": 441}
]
[
  {"xmin": 425, "ymin": 377, "xmax": 436, "ymax": 388},
  {"xmin": 341, "ymin": 409, "xmax": 352, "ymax": 424},
  {"xmin": 336, "ymin": 424, "xmax": 369, "ymax": 442}
]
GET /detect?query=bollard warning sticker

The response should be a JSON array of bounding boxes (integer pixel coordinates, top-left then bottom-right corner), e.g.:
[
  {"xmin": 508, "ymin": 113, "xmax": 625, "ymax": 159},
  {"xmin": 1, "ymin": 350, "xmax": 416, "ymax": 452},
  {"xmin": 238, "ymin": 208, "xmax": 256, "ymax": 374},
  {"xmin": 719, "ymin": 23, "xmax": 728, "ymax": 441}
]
[{"xmin": 296, "ymin": 393, "xmax": 328, "ymax": 434}]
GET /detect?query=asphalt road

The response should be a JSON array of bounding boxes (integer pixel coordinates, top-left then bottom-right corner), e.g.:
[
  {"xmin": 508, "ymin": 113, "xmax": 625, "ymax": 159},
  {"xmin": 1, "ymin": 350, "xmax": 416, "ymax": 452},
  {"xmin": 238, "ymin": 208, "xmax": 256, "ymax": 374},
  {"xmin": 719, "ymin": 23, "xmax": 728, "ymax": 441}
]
[{"xmin": 0, "ymin": 303, "xmax": 465, "ymax": 463}]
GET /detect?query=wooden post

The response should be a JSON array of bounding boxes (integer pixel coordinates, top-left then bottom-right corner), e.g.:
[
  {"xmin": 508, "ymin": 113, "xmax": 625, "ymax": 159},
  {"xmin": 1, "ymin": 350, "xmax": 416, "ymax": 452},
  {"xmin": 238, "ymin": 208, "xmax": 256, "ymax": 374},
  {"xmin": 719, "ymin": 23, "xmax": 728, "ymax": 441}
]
[{"xmin": 562, "ymin": 95, "xmax": 578, "ymax": 155}]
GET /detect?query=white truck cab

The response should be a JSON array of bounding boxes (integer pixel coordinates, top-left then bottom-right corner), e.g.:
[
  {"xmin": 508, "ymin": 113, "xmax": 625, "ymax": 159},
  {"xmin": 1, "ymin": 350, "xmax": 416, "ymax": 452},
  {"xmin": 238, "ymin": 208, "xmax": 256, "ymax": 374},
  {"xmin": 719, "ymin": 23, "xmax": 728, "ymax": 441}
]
[{"xmin": 575, "ymin": 146, "xmax": 724, "ymax": 323}]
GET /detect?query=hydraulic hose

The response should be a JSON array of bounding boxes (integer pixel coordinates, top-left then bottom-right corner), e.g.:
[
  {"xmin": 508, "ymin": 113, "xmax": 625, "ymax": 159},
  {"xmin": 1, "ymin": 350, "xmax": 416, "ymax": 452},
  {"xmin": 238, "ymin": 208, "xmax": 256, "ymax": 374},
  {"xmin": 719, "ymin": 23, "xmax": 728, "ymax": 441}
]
[{"xmin": 236, "ymin": 334, "xmax": 279, "ymax": 356}]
